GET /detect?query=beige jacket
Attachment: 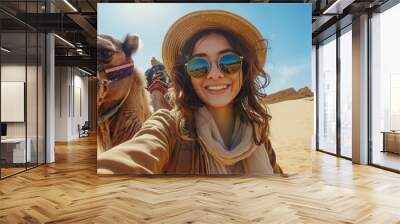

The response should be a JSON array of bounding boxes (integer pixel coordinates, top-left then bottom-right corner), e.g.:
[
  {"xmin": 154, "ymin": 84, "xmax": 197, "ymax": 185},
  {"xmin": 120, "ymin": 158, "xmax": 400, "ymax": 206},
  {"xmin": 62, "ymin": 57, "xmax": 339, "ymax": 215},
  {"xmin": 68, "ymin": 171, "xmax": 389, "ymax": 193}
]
[{"xmin": 97, "ymin": 109, "xmax": 284, "ymax": 175}]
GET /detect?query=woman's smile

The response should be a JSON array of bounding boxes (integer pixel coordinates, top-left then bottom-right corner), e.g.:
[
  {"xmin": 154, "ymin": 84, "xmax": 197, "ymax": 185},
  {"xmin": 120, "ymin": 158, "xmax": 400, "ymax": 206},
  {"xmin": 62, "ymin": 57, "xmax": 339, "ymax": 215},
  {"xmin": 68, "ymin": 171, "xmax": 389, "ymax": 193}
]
[{"xmin": 204, "ymin": 83, "xmax": 231, "ymax": 93}]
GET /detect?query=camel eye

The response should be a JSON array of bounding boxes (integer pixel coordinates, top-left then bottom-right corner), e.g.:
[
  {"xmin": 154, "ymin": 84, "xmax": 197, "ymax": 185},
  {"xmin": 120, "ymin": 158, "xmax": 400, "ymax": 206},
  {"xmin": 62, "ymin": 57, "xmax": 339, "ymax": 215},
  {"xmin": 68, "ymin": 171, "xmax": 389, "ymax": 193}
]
[{"xmin": 100, "ymin": 49, "xmax": 115, "ymax": 62}]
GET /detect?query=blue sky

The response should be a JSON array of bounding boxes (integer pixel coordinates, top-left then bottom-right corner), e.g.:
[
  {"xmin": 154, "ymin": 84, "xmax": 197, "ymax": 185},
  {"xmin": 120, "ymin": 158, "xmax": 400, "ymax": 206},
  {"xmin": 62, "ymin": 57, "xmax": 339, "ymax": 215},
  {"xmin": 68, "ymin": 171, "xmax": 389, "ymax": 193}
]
[{"xmin": 98, "ymin": 3, "xmax": 311, "ymax": 94}]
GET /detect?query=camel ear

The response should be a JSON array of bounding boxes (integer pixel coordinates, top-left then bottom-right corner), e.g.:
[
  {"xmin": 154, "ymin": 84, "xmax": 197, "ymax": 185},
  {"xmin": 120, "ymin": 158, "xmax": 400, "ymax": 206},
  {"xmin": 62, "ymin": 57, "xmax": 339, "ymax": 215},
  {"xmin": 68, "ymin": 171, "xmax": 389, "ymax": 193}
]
[{"xmin": 122, "ymin": 33, "xmax": 140, "ymax": 56}]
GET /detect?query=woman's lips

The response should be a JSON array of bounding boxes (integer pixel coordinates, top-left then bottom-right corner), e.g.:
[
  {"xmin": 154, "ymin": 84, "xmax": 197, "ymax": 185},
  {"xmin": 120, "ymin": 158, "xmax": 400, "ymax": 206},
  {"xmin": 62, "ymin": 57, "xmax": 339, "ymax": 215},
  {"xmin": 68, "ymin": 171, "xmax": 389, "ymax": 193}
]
[{"xmin": 204, "ymin": 84, "xmax": 231, "ymax": 95}]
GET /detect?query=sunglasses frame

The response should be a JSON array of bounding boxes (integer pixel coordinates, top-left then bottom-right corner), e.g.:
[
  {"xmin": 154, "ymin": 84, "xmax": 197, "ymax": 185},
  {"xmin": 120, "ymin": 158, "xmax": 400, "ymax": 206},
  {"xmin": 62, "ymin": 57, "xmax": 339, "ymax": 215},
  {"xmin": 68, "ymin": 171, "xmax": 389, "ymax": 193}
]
[{"xmin": 185, "ymin": 52, "xmax": 244, "ymax": 78}]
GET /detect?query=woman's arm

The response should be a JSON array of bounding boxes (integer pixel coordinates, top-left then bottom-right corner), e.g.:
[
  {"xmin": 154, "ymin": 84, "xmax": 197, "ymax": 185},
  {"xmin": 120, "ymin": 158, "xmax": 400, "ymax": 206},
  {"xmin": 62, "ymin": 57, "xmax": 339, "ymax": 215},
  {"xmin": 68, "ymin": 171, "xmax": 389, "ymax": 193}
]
[{"xmin": 97, "ymin": 109, "xmax": 177, "ymax": 174}]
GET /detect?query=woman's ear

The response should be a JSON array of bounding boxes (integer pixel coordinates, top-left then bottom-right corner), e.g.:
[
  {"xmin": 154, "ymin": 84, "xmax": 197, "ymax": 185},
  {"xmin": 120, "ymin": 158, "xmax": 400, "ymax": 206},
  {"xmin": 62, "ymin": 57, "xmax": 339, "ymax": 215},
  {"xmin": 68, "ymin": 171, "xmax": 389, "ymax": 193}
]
[{"xmin": 122, "ymin": 33, "xmax": 140, "ymax": 57}]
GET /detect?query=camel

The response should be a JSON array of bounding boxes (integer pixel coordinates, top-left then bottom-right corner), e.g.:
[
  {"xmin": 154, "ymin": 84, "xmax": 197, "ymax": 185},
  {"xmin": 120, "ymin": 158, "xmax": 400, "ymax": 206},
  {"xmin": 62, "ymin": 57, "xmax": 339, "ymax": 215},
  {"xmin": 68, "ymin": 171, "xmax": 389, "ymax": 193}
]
[{"xmin": 97, "ymin": 33, "xmax": 153, "ymax": 154}]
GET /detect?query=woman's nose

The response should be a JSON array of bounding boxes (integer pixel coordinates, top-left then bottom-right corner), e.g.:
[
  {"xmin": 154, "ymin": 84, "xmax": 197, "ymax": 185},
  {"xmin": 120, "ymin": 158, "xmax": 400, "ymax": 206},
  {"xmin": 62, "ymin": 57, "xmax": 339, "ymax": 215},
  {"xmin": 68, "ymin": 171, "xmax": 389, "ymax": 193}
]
[{"xmin": 207, "ymin": 62, "xmax": 224, "ymax": 80}]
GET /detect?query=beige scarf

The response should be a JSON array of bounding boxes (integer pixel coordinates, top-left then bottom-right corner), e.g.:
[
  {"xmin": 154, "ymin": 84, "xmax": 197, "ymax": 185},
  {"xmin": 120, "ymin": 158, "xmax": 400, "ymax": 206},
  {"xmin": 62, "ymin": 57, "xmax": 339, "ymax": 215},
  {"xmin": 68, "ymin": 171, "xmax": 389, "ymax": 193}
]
[{"xmin": 195, "ymin": 107, "xmax": 273, "ymax": 175}]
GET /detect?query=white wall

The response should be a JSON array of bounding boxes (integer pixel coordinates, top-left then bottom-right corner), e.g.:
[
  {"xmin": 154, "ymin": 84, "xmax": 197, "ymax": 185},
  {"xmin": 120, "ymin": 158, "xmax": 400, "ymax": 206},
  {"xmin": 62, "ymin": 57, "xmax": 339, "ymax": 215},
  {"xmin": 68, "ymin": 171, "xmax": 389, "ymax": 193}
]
[
  {"xmin": 54, "ymin": 67, "xmax": 89, "ymax": 141},
  {"xmin": 1, "ymin": 65, "xmax": 40, "ymax": 138},
  {"xmin": 1, "ymin": 63, "xmax": 46, "ymax": 164},
  {"xmin": 1, "ymin": 65, "xmax": 25, "ymax": 129},
  {"xmin": 1, "ymin": 65, "xmax": 26, "ymax": 139}
]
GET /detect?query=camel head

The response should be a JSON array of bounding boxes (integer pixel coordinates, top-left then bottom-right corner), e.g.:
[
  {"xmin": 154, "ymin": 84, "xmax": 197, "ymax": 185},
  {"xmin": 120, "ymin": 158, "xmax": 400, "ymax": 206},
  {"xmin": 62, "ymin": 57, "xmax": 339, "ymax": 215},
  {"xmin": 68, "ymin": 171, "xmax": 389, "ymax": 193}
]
[
  {"xmin": 97, "ymin": 33, "xmax": 140, "ymax": 64},
  {"xmin": 97, "ymin": 33, "xmax": 142, "ymax": 113}
]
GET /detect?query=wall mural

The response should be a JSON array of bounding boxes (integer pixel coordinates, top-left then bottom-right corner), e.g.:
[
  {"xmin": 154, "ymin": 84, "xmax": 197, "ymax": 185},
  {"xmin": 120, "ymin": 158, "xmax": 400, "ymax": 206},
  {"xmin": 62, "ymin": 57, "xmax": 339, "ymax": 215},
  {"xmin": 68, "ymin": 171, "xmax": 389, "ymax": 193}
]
[{"xmin": 96, "ymin": 3, "xmax": 312, "ymax": 176}]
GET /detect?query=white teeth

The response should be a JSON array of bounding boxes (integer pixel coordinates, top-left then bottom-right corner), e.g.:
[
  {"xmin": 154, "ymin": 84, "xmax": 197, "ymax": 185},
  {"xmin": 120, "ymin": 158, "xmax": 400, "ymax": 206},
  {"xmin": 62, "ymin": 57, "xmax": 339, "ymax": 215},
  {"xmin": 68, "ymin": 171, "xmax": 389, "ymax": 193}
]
[{"xmin": 206, "ymin": 85, "xmax": 228, "ymax": 90}]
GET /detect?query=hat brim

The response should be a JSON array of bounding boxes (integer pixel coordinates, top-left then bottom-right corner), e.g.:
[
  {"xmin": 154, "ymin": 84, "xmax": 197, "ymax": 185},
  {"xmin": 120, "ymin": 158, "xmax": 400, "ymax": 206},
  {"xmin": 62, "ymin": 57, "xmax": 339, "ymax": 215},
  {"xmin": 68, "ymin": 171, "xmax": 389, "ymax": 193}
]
[{"xmin": 162, "ymin": 10, "xmax": 267, "ymax": 77}]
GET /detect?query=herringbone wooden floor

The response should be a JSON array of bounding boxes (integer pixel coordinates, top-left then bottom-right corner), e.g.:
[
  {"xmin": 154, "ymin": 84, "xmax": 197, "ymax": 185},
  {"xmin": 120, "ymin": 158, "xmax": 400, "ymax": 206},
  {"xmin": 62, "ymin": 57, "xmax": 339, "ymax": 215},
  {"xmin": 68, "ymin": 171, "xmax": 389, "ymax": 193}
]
[{"xmin": 0, "ymin": 135, "xmax": 399, "ymax": 224}]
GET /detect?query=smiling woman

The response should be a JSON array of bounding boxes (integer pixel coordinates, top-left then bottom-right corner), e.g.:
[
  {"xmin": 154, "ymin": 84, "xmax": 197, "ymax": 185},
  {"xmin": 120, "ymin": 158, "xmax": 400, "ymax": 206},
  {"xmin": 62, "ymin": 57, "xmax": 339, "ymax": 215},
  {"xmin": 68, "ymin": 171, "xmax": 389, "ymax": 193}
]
[{"xmin": 97, "ymin": 10, "xmax": 285, "ymax": 176}]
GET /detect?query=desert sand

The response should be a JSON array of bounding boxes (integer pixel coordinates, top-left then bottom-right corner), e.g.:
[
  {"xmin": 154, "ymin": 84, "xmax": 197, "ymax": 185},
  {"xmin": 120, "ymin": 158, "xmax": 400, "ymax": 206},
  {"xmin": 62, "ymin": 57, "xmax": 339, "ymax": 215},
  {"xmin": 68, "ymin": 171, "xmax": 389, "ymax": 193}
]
[{"xmin": 267, "ymin": 97, "xmax": 314, "ymax": 174}]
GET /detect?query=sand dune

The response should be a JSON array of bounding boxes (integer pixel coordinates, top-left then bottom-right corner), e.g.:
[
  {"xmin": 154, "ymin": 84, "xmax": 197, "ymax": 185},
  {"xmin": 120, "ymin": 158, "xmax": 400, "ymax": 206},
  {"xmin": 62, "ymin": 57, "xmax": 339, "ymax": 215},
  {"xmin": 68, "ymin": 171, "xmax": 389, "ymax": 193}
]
[
  {"xmin": 267, "ymin": 97, "xmax": 314, "ymax": 174},
  {"xmin": 264, "ymin": 86, "xmax": 313, "ymax": 104}
]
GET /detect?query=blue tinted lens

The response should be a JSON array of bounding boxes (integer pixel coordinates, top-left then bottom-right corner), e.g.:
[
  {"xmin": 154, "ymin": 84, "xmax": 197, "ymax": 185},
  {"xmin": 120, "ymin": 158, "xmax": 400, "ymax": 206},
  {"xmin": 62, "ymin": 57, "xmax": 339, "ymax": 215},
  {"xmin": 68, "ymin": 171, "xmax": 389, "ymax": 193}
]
[
  {"xmin": 219, "ymin": 54, "xmax": 242, "ymax": 74},
  {"xmin": 186, "ymin": 58, "xmax": 209, "ymax": 78}
]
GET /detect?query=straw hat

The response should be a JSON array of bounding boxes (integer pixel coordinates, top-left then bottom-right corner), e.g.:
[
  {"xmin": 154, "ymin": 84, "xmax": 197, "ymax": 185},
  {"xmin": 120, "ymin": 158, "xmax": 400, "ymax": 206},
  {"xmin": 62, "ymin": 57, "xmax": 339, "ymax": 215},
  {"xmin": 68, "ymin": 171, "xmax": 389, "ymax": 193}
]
[{"xmin": 162, "ymin": 10, "xmax": 267, "ymax": 77}]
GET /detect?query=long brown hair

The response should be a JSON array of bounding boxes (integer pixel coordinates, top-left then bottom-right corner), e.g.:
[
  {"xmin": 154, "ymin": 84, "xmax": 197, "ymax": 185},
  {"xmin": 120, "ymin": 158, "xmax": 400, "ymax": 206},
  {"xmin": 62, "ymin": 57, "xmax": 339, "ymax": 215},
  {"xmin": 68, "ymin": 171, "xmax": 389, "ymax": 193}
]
[{"xmin": 168, "ymin": 28, "xmax": 271, "ymax": 145}]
